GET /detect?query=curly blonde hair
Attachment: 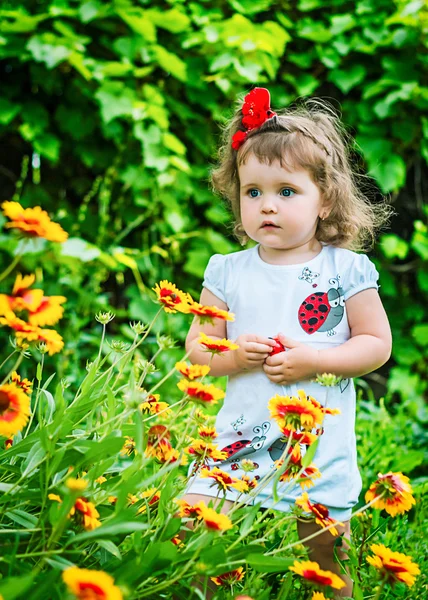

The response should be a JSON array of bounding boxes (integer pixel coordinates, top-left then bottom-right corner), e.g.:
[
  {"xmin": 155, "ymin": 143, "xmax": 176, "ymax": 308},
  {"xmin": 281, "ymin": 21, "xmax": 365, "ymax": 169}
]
[{"xmin": 211, "ymin": 96, "xmax": 393, "ymax": 251}]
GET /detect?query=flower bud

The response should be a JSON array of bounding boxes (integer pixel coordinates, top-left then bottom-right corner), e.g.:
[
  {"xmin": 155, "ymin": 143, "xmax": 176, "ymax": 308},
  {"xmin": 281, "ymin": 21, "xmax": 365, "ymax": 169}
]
[
  {"xmin": 315, "ymin": 372, "xmax": 342, "ymax": 387},
  {"xmin": 157, "ymin": 334, "xmax": 176, "ymax": 350},
  {"xmin": 95, "ymin": 311, "xmax": 115, "ymax": 325},
  {"xmin": 130, "ymin": 321, "xmax": 148, "ymax": 335}
]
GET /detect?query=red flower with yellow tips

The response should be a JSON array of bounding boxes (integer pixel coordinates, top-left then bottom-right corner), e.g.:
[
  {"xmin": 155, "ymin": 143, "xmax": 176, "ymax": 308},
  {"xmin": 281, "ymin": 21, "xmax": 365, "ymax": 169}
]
[
  {"xmin": 367, "ymin": 544, "xmax": 420, "ymax": 587},
  {"xmin": 0, "ymin": 313, "xmax": 64, "ymax": 355},
  {"xmin": 289, "ymin": 560, "xmax": 346, "ymax": 590},
  {"xmin": 196, "ymin": 501, "xmax": 233, "ymax": 531},
  {"xmin": 62, "ymin": 566, "xmax": 123, "ymax": 600},
  {"xmin": 2, "ymin": 201, "xmax": 68, "ymax": 242},
  {"xmin": 0, "ymin": 382, "xmax": 31, "ymax": 437},
  {"xmin": 177, "ymin": 379, "xmax": 225, "ymax": 405},
  {"xmin": 365, "ymin": 472, "xmax": 415, "ymax": 516},
  {"xmin": 198, "ymin": 332, "xmax": 239, "ymax": 354},
  {"xmin": 153, "ymin": 280, "xmax": 193, "ymax": 314},
  {"xmin": 175, "ymin": 361, "xmax": 210, "ymax": 380},
  {"xmin": 199, "ymin": 466, "xmax": 248, "ymax": 493},
  {"xmin": 11, "ymin": 371, "xmax": 33, "ymax": 395},
  {"xmin": 211, "ymin": 566, "xmax": 244, "ymax": 586},
  {"xmin": 188, "ymin": 302, "xmax": 235, "ymax": 325},
  {"xmin": 295, "ymin": 493, "xmax": 343, "ymax": 536},
  {"xmin": 268, "ymin": 393, "xmax": 324, "ymax": 432}
]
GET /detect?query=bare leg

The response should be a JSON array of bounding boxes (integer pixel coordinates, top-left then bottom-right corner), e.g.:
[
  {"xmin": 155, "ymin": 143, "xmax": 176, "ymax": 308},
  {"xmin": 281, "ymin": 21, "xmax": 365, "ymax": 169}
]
[{"xmin": 297, "ymin": 519, "xmax": 353, "ymax": 599}]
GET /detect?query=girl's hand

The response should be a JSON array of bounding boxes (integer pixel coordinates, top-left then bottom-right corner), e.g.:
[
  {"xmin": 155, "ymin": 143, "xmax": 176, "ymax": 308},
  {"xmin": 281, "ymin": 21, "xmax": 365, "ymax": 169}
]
[
  {"xmin": 262, "ymin": 333, "xmax": 319, "ymax": 384},
  {"xmin": 233, "ymin": 334, "xmax": 277, "ymax": 371}
]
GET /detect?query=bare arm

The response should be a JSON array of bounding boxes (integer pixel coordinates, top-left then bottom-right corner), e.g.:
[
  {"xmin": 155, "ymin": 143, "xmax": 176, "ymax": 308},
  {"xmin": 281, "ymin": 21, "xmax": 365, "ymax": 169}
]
[
  {"xmin": 316, "ymin": 288, "xmax": 392, "ymax": 378},
  {"xmin": 185, "ymin": 288, "xmax": 275, "ymax": 377}
]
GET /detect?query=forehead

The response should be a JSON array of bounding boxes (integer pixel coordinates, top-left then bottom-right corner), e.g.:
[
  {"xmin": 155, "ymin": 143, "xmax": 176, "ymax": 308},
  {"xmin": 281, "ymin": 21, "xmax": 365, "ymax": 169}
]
[{"xmin": 238, "ymin": 153, "xmax": 314, "ymax": 186}]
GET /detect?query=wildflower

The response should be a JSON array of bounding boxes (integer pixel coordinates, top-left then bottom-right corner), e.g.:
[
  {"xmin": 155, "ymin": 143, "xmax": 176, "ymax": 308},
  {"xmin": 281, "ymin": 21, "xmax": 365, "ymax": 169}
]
[
  {"xmin": 315, "ymin": 373, "xmax": 342, "ymax": 387},
  {"xmin": 188, "ymin": 302, "xmax": 235, "ymax": 325},
  {"xmin": 0, "ymin": 382, "xmax": 31, "ymax": 437},
  {"xmin": 307, "ymin": 394, "xmax": 341, "ymax": 416},
  {"xmin": 198, "ymin": 425, "xmax": 217, "ymax": 442},
  {"xmin": 366, "ymin": 544, "xmax": 420, "ymax": 587},
  {"xmin": 175, "ymin": 499, "xmax": 203, "ymax": 519},
  {"xmin": 95, "ymin": 476, "xmax": 107, "ymax": 485},
  {"xmin": 311, "ymin": 593, "xmax": 327, "ymax": 600},
  {"xmin": 185, "ymin": 439, "xmax": 228, "ymax": 463},
  {"xmin": 175, "ymin": 361, "xmax": 211, "ymax": 380},
  {"xmin": 281, "ymin": 429, "xmax": 318, "ymax": 445},
  {"xmin": 4, "ymin": 437, "xmax": 13, "ymax": 450},
  {"xmin": 211, "ymin": 566, "xmax": 244, "ymax": 586},
  {"xmin": 240, "ymin": 474, "xmax": 258, "ymax": 492},
  {"xmin": 289, "ymin": 560, "xmax": 345, "ymax": 590},
  {"xmin": 95, "ymin": 311, "xmax": 115, "ymax": 325},
  {"xmin": 276, "ymin": 448, "xmax": 321, "ymax": 489},
  {"xmin": 11, "ymin": 371, "xmax": 33, "ymax": 395},
  {"xmin": 268, "ymin": 391, "xmax": 324, "ymax": 432},
  {"xmin": 171, "ymin": 535, "xmax": 184, "ymax": 547},
  {"xmin": 120, "ymin": 436, "xmax": 136, "ymax": 457},
  {"xmin": 2, "ymin": 201, "xmax": 68, "ymax": 242},
  {"xmin": 3, "ymin": 274, "xmax": 66, "ymax": 326},
  {"xmin": 0, "ymin": 313, "xmax": 64, "ymax": 355},
  {"xmin": 240, "ymin": 459, "xmax": 257, "ymax": 472},
  {"xmin": 295, "ymin": 493, "xmax": 343, "ymax": 536},
  {"xmin": 177, "ymin": 379, "xmax": 225, "ymax": 405},
  {"xmin": 71, "ymin": 498, "xmax": 101, "ymax": 530},
  {"xmin": 365, "ymin": 472, "xmax": 415, "ymax": 516},
  {"xmin": 196, "ymin": 501, "xmax": 233, "ymax": 531},
  {"xmin": 153, "ymin": 280, "xmax": 192, "ymax": 314},
  {"xmin": 198, "ymin": 332, "xmax": 239, "ymax": 354},
  {"xmin": 62, "ymin": 566, "xmax": 123, "ymax": 600},
  {"xmin": 66, "ymin": 478, "xmax": 88, "ymax": 492},
  {"xmin": 137, "ymin": 488, "xmax": 161, "ymax": 514},
  {"xmin": 200, "ymin": 467, "xmax": 248, "ymax": 493},
  {"xmin": 139, "ymin": 392, "xmax": 171, "ymax": 416},
  {"xmin": 48, "ymin": 493, "xmax": 62, "ymax": 503}
]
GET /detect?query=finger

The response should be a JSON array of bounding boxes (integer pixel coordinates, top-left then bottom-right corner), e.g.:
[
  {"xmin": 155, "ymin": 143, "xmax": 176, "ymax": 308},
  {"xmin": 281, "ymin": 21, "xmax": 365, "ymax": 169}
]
[
  {"xmin": 247, "ymin": 342, "xmax": 277, "ymax": 353},
  {"xmin": 247, "ymin": 335, "xmax": 277, "ymax": 347},
  {"xmin": 277, "ymin": 333, "xmax": 300, "ymax": 348}
]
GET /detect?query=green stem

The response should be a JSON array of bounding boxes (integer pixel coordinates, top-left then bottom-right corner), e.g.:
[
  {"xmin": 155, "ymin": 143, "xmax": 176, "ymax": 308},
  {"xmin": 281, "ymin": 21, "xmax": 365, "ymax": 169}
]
[
  {"xmin": 0, "ymin": 353, "xmax": 24, "ymax": 387},
  {"xmin": 0, "ymin": 349, "xmax": 18, "ymax": 371},
  {"xmin": 23, "ymin": 355, "xmax": 44, "ymax": 438},
  {"xmin": 372, "ymin": 578, "xmax": 387, "ymax": 600},
  {"xmin": 0, "ymin": 250, "xmax": 24, "ymax": 284}
]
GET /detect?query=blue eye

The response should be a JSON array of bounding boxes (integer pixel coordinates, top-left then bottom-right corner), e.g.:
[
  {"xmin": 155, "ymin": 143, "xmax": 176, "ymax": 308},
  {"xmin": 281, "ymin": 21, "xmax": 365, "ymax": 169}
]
[
  {"xmin": 248, "ymin": 189, "xmax": 260, "ymax": 198},
  {"xmin": 280, "ymin": 188, "xmax": 295, "ymax": 197}
]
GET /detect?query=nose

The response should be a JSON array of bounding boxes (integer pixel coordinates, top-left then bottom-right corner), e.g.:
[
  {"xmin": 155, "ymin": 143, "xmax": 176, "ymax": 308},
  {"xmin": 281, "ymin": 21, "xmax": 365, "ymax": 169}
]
[{"xmin": 260, "ymin": 195, "xmax": 277, "ymax": 213}]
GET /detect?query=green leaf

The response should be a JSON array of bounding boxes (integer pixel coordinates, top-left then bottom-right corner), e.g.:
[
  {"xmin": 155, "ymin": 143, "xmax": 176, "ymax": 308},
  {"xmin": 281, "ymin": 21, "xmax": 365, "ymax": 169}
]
[
  {"xmin": 330, "ymin": 14, "xmax": 357, "ymax": 35},
  {"xmin": 246, "ymin": 553, "xmax": 295, "ymax": 572},
  {"xmin": 0, "ymin": 10, "xmax": 48, "ymax": 33},
  {"xmin": 147, "ymin": 8, "xmax": 190, "ymax": 33},
  {"xmin": 412, "ymin": 324, "xmax": 428, "ymax": 346},
  {"xmin": 65, "ymin": 519, "xmax": 150, "ymax": 546},
  {"xmin": 411, "ymin": 220, "xmax": 428, "ymax": 260},
  {"xmin": 33, "ymin": 133, "xmax": 61, "ymax": 162},
  {"xmin": 116, "ymin": 8, "xmax": 156, "ymax": 42},
  {"xmin": 328, "ymin": 65, "xmax": 366, "ymax": 94},
  {"xmin": 60, "ymin": 237, "xmax": 101, "ymax": 262},
  {"xmin": 95, "ymin": 82, "xmax": 136, "ymax": 123},
  {"xmin": 298, "ymin": 19, "xmax": 333, "ymax": 43},
  {"xmin": 153, "ymin": 46, "xmax": 187, "ymax": 82},
  {"xmin": 0, "ymin": 98, "xmax": 20, "ymax": 125},
  {"xmin": 0, "ymin": 575, "xmax": 34, "ymax": 599},
  {"xmin": 301, "ymin": 437, "xmax": 319, "ymax": 468},
  {"xmin": 27, "ymin": 34, "xmax": 71, "ymax": 68},
  {"xmin": 379, "ymin": 234, "xmax": 408, "ymax": 259},
  {"xmin": 369, "ymin": 154, "xmax": 406, "ymax": 193},
  {"xmin": 5, "ymin": 509, "xmax": 38, "ymax": 529}
]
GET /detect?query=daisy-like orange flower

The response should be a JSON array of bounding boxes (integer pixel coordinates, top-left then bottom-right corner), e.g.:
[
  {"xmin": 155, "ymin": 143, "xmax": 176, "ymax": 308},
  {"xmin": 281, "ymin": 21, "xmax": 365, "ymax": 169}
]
[
  {"xmin": 367, "ymin": 544, "xmax": 420, "ymax": 587},
  {"xmin": 2, "ymin": 201, "xmax": 68, "ymax": 242},
  {"xmin": 200, "ymin": 467, "xmax": 248, "ymax": 493},
  {"xmin": 196, "ymin": 501, "xmax": 233, "ymax": 531},
  {"xmin": 137, "ymin": 488, "xmax": 162, "ymax": 514},
  {"xmin": 295, "ymin": 493, "xmax": 343, "ymax": 536},
  {"xmin": 62, "ymin": 566, "xmax": 123, "ymax": 600},
  {"xmin": 0, "ymin": 313, "xmax": 64, "ymax": 355},
  {"xmin": 11, "ymin": 371, "xmax": 33, "ymax": 395},
  {"xmin": 120, "ymin": 436, "xmax": 136, "ymax": 456},
  {"xmin": 188, "ymin": 302, "xmax": 235, "ymax": 326},
  {"xmin": 0, "ymin": 382, "xmax": 31, "ymax": 437},
  {"xmin": 240, "ymin": 474, "xmax": 258, "ymax": 492},
  {"xmin": 311, "ymin": 593, "xmax": 327, "ymax": 600},
  {"xmin": 365, "ymin": 472, "xmax": 415, "ymax": 516},
  {"xmin": 139, "ymin": 392, "xmax": 171, "ymax": 416},
  {"xmin": 307, "ymin": 393, "xmax": 341, "ymax": 416},
  {"xmin": 177, "ymin": 379, "xmax": 225, "ymax": 405},
  {"xmin": 152, "ymin": 280, "xmax": 193, "ymax": 314},
  {"xmin": 185, "ymin": 439, "xmax": 228, "ymax": 463},
  {"xmin": 145, "ymin": 425, "xmax": 182, "ymax": 464},
  {"xmin": 71, "ymin": 498, "xmax": 101, "ymax": 530},
  {"xmin": 211, "ymin": 566, "xmax": 244, "ymax": 586},
  {"xmin": 276, "ymin": 448, "xmax": 321, "ymax": 490},
  {"xmin": 171, "ymin": 535, "xmax": 184, "ymax": 547},
  {"xmin": 175, "ymin": 498, "xmax": 204, "ymax": 519},
  {"xmin": 289, "ymin": 560, "xmax": 345, "ymax": 590},
  {"xmin": 198, "ymin": 425, "xmax": 217, "ymax": 442},
  {"xmin": 268, "ymin": 392, "xmax": 324, "ymax": 432},
  {"xmin": 281, "ymin": 429, "xmax": 318, "ymax": 445},
  {"xmin": 175, "ymin": 361, "xmax": 211, "ymax": 380},
  {"xmin": 198, "ymin": 332, "xmax": 239, "ymax": 354}
]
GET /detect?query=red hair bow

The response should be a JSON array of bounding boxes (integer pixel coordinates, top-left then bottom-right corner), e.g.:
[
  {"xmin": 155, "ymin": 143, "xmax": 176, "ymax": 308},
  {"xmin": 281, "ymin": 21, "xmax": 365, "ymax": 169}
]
[{"xmin": 232, "ymin": 87, "xmax": 277, "ymax": 150}]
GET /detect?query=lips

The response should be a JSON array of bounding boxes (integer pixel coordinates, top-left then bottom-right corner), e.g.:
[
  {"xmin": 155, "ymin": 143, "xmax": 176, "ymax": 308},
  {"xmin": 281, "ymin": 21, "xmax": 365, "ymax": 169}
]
[{"xmin": 261, "ymin": 222, "xmax": 279, "ymax": 228}]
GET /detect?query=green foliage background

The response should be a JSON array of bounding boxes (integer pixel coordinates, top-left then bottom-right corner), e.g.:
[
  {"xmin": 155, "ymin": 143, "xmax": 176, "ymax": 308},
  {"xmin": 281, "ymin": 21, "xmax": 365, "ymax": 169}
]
[{"xmin": 0, "ymin": 1, "xmax": 428, "ymax": 597}]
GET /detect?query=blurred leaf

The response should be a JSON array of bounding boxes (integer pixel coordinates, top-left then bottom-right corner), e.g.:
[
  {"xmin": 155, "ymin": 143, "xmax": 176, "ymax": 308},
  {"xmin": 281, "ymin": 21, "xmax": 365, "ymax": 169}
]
[
  {"xmin": 412, "ymin": 324, "xmax": 428, "ymax": 346},
  {"xmin": 246, "ymin": 553, "xmax": 295, "ymax": 572},
  {"xmin": 379, "ymin": 234, "xmax": 409, "ymax": 259}
]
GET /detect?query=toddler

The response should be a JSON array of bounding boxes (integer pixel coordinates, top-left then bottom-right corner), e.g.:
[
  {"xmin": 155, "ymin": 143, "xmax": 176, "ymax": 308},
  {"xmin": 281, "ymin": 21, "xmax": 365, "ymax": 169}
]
[{"xmin": 183, "ymin": 88, "xmax": 393, "ymax": 598}]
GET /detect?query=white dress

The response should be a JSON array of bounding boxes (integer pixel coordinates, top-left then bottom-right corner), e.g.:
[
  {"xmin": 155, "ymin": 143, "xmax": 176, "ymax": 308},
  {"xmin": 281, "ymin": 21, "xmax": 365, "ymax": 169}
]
[{"xmin": 186, "ymin": 243, "xmax": 379, "ymax": 520}]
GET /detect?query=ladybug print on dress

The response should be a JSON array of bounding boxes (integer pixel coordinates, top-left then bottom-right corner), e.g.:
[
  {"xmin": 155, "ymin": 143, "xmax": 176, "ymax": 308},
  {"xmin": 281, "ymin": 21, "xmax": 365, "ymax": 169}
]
[
  {"xmin": 216, "ymin": 422, "xmax": 270, "ymax": 463},
  {"xmin": 298, "ymin": 276, "xmax": 345, "ymax": 337}
]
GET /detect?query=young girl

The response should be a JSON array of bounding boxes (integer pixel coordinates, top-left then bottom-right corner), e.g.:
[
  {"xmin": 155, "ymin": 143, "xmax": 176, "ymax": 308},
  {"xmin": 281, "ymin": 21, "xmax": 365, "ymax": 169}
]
[{"xmin": 183, "ymin": 88, "xmax": 392, "ymax": 597}]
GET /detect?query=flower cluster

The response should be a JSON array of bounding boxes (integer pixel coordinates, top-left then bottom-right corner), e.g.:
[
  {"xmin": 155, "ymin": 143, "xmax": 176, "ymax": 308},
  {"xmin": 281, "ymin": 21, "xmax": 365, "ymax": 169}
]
[
  {"xmin": 365, "ymin": 471, "xmax": 415, "ymax": 516},
  {"xmin": 48, "ymin": 494, "xmax": 101, "ymax": 531},
  {"xmin": 176, "ymin": 499, "xmax": 233, "ymax": 531},
  {"xmin": 2, "ymin": 201, "xmax": 68, "ymax": 242},
  {"xmin": 0, "ymin": 274, "xmax": 65, "ymax": 355},
  {"xmin": 295, "ymin": 492, "xmax": 343, "ymax": 536},
  {"xmin": 231, "ymin": 88, "xmax": 277, "ymax": 150},
  {"xmin": 289, "ymin": 560, "xmax": 345, "ymax": 591},
  {"xmin": 0, "ymin": 376, "xmax": 32, "ymax": 438},
  {"xmin": 144, "ymin": 425, "xmax": 181, "ymax": 464},
  {"xmin": 366, "ymin": 543, "xmax": 420, "ymax": 587}
]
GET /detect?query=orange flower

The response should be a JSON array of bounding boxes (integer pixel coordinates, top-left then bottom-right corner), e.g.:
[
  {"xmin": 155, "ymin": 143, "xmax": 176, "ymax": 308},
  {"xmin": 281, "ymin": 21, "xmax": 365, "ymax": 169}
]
[
  {"xmin": 200, "ymin": 467, "xmax": 248, "ymax": 493},
  {"xmin": 211, "ymin": 566, "xmax": 244, "ymax": 586},
  {"xmin": 11, "ymin": 371, "xmax": 33, "ymax": 395},
  {"xmin": 276, "ymin": 448, "xmax": 321, "ymax": 489},
  {"xmin": 367, "ymin": 544, "xmax": 420, "ymax": 587},
  {"xmin": 175, "ymin": 361, "xmax": 211, "ymax": 380},
  {"xmin": 295, "ymin": 493, "xmax": 343, "ymax": 536},
  {"xmin": 289, "ymin": 560, "xmax": 345, "ymax": 590},
  {"xmin": 281, "ymin": 429, "xmax": 318, "ymax": 445},
  {"xmin": 0, "ymin": 382, "xmax": 31, "ymax": 437},
  {"xmin": 120, "ymin": 436, "xmax": 136, "ymax": 456},
  {"xmin": 71, "ymin": 498, "xmax": 101, "ymax": 530},
  {"xmin": 188, "ymin": 302, "xmax": 235, "ymax": 325},
  {"xmin": 177, "ymin": 379, "xmax": 225, "ymax": 405},
  {"xmin": 0, "ymin": 313, "xmax": 64, "ymax": 355},
  {"xmin": 2, "ymin": 201, "xmax": 68, "ymax": 242},
  {"xmin": 152, "ymin": 280, "xmax": 193, "ymax": 314},
  {"xmin": 240, "ymin": 474, "xmax": 258, "ymax": 492},
  {"xmin": 137, "ymin": 488, "xmax": 162, "ymax": 514},
  {"xmin": 198, "ymin": 332, "xmax": 239, "ymax": 354},
  {"xmin": 196, "ymin": 501, "xmax": 233, "ymax": 531},
  {"xmin": 185, "ymin": 439, "xmax": 228, "ymax": 463},
  {"xmin": 365, "ymin": 472, "xmax": 415, "ymax": 516},
  {"xmin": 145, "ymin": 425, "xmax": 181, "ymax": 463},
  {"xmin": 307, "ymin": 394, "xmax": 341, "ymax": 416},
  {"xmin": 139, "ymin": 392, "xmax": 171, "ymax": 416},
  {"xmin": 175, "ymin": 499, "xmax": 204, "ymax": 519},
  {"xmin": 268, "ymin": 392, "xmax": 324, "ymax": 432},
  {"xmin": 62, "ymin": 566, "xmax": 123, "ymax": 600},
  {"xmin": 198, "ymin": 425, "xmax": 217, "ymax": 442}
]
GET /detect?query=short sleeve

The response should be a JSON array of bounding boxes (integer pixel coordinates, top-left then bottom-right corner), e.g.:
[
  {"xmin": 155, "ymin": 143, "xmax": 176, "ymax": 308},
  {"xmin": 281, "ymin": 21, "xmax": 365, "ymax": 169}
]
[
  {"xmin": 202, "ymin": 254, "xmax": 227, "ymax": 303},
  {"xmin": 344, "ymin": 254, "xmax": 379, "ymax": 301}
]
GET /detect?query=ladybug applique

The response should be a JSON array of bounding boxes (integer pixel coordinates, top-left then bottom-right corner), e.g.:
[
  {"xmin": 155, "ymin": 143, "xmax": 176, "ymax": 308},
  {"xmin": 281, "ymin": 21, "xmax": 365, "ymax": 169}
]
[
  {"xmin": 298, "ymin": 277, "xmax": 345, "ymax": 336},
  {"xmin": 216, "ymin": 422, "xmax": 271, "ymax": 463}
]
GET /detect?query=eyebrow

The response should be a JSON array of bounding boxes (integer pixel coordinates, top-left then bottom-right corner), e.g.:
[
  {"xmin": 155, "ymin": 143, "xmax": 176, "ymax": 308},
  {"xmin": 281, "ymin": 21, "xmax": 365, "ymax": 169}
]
[{"xmin": 240, "ymin": 181, "xmax": 301, "ymax": 189}]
